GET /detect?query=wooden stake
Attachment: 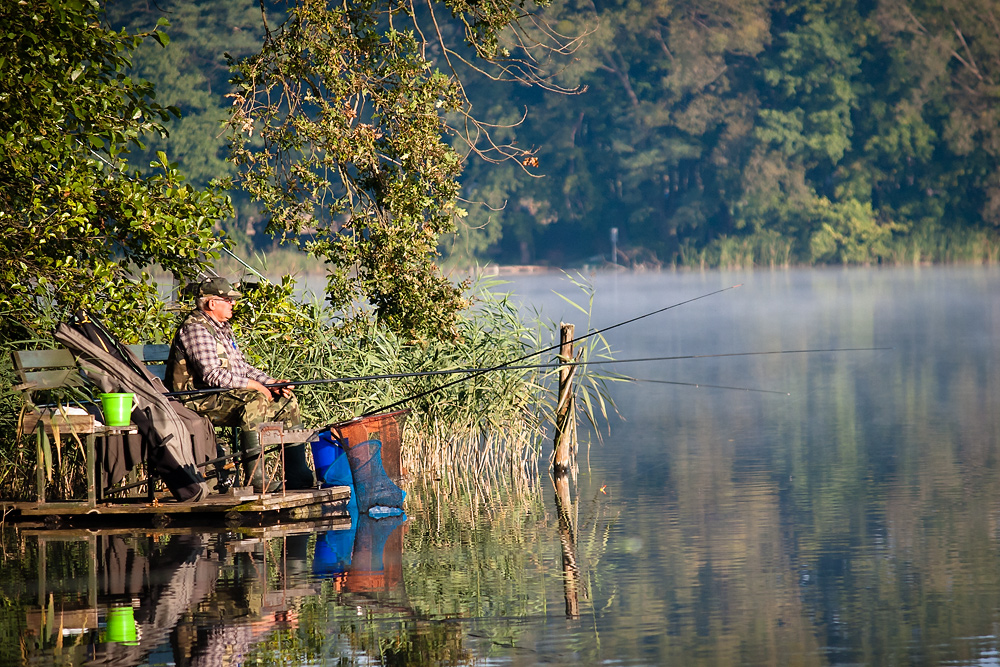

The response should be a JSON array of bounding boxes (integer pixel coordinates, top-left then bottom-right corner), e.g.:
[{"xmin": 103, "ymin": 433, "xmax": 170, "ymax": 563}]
[{"xmin": 554, "ymin": 322, "xmax": 577, "ymax": 473}]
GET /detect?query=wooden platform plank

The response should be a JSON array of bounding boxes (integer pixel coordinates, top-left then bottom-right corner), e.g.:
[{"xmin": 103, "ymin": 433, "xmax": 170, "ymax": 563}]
[
  {"xmin": 9, "ymin": 485, "xmax": 350, "ymax": 517},
  {"xmin": 258, "ymin": 423, "xmax": 320, "ymax": 446},
  {"xmin": 233, "ymin": 486, "xmax": 350, "ymax": 512}
]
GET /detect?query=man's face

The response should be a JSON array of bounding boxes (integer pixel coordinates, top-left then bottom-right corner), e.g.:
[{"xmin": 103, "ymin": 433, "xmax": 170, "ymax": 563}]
[{"xmin": 204, "ymin": 296, "xmax": 235, "ymax": 323}]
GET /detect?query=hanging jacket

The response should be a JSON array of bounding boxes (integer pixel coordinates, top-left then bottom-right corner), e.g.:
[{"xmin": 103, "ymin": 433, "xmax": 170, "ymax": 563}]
[{"xmin": 54, "ymin": 312, "xmax": 214, "ymax": 501}]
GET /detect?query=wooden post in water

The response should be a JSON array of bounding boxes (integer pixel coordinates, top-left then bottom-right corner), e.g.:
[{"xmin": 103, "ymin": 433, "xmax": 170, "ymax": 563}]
[{"xmin": 554, "ymin": 322, "xmax": 577, "ymax": 474}]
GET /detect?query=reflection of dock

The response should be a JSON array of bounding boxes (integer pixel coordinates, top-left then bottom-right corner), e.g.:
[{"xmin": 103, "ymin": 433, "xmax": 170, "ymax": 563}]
[
  {"xmin": 20, "ymin": 515, "xmax": 352, "ymax": 542},
  {"xmin": 3, "ymin": 486, "xmax": 351, "ymax": 526},
  {"xmin": 20, "ymin": 517, "xmax": 357, "ymax": 661}
]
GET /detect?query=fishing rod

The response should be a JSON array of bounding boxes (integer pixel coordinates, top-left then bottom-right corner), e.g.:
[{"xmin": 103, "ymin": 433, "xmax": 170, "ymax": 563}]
[
  {"xmin": 109, "ymin": 356, "xmax": 812, "ymax": 497},
  {"xmin": 164, "ymin": 284, "xmax": 745, "ymax": 400},
  {"xmin": 104, "ymin": 442, "xmax": 294, "ymax": 496},
  {"xmin": 360, "ymin": 284, "xmax": 745, "ymax": 417},
  {"xmin": 159, "ymin": 345, "xmax": 886, "ymax": 401},
  {"xmin": 360, "ymin": 342, "xmax": 891, "ymax": 417}
]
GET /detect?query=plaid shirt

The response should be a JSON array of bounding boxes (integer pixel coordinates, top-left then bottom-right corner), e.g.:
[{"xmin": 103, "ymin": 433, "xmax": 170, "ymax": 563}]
[{"xmin": 176, "ymin": 311, "xmax": 273, "ymax": 390}]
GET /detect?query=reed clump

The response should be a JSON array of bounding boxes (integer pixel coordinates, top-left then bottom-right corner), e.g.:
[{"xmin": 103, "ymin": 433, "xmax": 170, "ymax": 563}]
[
  {"xmin": 884, "ymin": 227, "xmax": 1000, "ymax": 265},
  {"xmin": 678, "ymin": 231, "xmax": 794, "ymax": 269},
  {"xmin": 229, "ymin": 274, "xmax": 584, "ymax": 485},
  {"xmin": 239, "ymin": 272, "xmax": 620, "ymax": 486}
]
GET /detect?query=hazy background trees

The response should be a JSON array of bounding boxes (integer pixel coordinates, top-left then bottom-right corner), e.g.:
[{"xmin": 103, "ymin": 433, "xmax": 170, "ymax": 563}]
[
  {"xmin": 103, "ymin": 0, "xmax": 1000, "ymax": 270},
  {"xmin": 456, "ymin": 0, "xmax": 1000, "ymax": 267}
]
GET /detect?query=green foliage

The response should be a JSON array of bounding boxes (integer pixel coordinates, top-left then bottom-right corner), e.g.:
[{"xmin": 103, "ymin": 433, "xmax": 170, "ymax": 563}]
[
  {"xmin": 230, "ymin": 275, "xmax": 550, "ymax": 479},
  {"xmin": 227, "ymin": 0, "xmax": 526, "ymax": 340},
  {"xmin": 447, "ymin": 0, "xmax": 1000, "ymax": 267},
  {"xmin": 63, "ymin": 0, "xmax": 1000, "ymax": 271},
  {"xmin": 808, "ymin": 198, "xmax": 903, "ymax": 264},
  {"xmin": 104, "ymin": 1, "xmax": 266, "ymax": 192},
  {"xmin": 0, "ymin": 0, "xmax": 231, "ymax": 344},
  {"xmin": 457, "ymin": 0, "xmax": 773, "ymax": 265}
]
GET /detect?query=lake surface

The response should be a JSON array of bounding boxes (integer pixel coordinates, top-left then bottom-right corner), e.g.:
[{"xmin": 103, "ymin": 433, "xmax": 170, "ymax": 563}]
[{"xmin": 3, "ymin": 266, "xmax": 999, "ymax": 665}]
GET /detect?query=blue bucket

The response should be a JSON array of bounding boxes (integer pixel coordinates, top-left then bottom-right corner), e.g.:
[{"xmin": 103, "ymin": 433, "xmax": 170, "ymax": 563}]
[{"xmin": 311, "ymin": 431, "xmax": 354, "ymax": 487}]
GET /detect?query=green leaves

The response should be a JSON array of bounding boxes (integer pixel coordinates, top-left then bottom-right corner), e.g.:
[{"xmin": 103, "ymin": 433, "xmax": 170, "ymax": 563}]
[
  {"xmin": 0, "ymin": 0, "xmax": 230, "ymax": 343},
  {"xmin": 226, "ymin": 0, "xmax": 488, "ymax": 340}
]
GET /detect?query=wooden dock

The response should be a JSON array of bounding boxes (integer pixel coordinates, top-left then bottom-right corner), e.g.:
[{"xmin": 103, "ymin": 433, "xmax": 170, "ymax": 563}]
[{"xmin": 1, "ymin": 485, "xmax": 352, "ymax": 527}]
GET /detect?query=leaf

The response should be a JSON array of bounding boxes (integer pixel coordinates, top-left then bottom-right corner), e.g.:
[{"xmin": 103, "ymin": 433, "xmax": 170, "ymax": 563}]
[{"xmin": 41, "ymin": 429, "xmax": 52, "ymax": 483}]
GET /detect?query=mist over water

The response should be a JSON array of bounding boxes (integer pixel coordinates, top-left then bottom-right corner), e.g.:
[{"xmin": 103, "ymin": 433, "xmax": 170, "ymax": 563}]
[
  {"xmin": 6, "ymin": 266, "xmax": 1000, "ymax": 665},
  {"xmin": 500, "ymin": 266, "xmax": 1000, "ymax": 664}
]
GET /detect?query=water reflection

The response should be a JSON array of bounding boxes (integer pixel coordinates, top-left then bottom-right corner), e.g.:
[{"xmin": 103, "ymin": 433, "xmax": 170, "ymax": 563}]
[
  {"xmin": 13, "ymin": 514, "xmax": 409, "ymax": 666},
  {"xmin": 554, "ymin": 472, "xmax": 581, "ymax": 619}
]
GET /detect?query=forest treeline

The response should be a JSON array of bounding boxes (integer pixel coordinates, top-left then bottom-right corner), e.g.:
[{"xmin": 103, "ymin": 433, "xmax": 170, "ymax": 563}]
[{"xmin": 112, "ymin": 0, "xmax": 1000, "ymax": 269}]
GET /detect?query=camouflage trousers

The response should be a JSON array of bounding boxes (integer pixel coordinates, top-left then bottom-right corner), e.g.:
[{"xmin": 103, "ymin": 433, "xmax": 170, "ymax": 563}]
[{"xmin": 181, "ymin": 388, "xmax": 302, "ymax": 432}]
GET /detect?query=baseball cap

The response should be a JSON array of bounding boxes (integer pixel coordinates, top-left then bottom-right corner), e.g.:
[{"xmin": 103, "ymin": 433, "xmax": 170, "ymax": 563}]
[{"xmin": 198, "ymin": 277, "xmax": 242, "ymax": 300}]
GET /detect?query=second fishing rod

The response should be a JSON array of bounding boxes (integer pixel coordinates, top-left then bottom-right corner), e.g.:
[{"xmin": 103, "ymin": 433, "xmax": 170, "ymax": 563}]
[{"xmin": 169, "ymin": 345, "xmax": 886, "ymax": 401}]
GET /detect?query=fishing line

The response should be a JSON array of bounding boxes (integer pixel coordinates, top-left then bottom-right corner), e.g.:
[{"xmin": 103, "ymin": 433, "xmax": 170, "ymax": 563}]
[
  {"xmin": 360, "ymin": 344, "xmax": 888, "ymax": 417},
  {"xmin": 621, "ymin": 376, "xmax": 791, "ymax": 395},
  {"xmin": 221, "ymin": 247, "xmax": 269, "ymax": 282},
  {"xmin": 361, "ymin": 284, "xmax": 743, "ymax": 417},
  {"xmin": 64, "ymin": 345, "xmax": 888, "ymax": 405}
]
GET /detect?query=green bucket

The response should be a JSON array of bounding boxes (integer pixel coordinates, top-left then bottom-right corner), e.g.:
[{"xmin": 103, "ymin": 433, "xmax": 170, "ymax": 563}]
[
  {"xmin": 105, "ymin": 605, "xmax": 138, "ymax": 644},
  {"xmin": 99, "ymin": 393, "xmax": 134, "ymax": 427}
]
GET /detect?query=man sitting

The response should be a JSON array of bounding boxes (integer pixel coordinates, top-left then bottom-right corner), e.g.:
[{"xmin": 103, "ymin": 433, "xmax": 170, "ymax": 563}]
[{"xmin": 166, "ymin": 277, "xmax": 315, "ymax": 492}]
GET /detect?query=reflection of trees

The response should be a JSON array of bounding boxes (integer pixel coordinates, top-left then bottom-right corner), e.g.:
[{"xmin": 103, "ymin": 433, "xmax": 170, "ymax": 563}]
[
  {"xmin": 612, "ymin": 423, "xmax": 824, "ymax": 664},
  {"xmin": 772, "ymin": 277, "xmax": 1000, "ymax": 664},
  {"xmin": 574, "ymin": 271, "xmax": 1000, "ymax": 663},
  {"xmin": 629, "ymin": 272, "xmax": 1000, "ymax": 665}
]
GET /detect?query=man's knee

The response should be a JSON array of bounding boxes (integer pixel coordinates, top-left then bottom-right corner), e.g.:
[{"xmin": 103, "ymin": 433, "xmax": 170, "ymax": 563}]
[{"xmin": 241, "ymin": 393, "xmax": 273, "ymax": 430}]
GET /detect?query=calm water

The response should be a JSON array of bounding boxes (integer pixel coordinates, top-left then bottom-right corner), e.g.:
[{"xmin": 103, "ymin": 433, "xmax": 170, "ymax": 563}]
[{"xmin": 3, "ymin": 266, "xmax": 999, "ymax": 666}]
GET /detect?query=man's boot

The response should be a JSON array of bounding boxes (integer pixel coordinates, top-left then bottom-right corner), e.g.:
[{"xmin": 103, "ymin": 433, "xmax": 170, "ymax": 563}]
[
  {"xmin": 213, "ymin": 441, "xmax": 233, "ymax": 494},
  {"xmin": 239, "ymin": 429, "xmax": 271, "ymax": 493},
  {"xmin": 283, "ymin": 442, "xmax": 316, "ymax": 490}
]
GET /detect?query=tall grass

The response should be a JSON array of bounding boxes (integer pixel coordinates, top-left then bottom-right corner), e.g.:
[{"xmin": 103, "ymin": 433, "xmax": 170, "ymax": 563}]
[
  {"xmin": 884, "ymin": 227, "xmax": 1000, "ymax": 265},
  {"xmin": 677, "ymin": 227, "xmax": 1000, "ymax": 268},
  {"xmin": 677, "ymin": 231, "xmax": 793, "ymax": 269}
]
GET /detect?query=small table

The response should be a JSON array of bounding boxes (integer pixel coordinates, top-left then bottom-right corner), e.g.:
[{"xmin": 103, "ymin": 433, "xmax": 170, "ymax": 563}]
[{"xmin": 21, "ymin": 411, "xmax": 138, "ymax": 508}]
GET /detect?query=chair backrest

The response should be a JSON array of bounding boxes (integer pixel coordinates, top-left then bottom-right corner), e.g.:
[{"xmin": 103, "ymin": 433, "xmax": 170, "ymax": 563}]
[
  {"xmin": 12, "ymin": 348, "xmax": 82, "ymax": 391},
  {"xmin": 126, "ymin": 344, "xmax": 170, "ymax": 381}
]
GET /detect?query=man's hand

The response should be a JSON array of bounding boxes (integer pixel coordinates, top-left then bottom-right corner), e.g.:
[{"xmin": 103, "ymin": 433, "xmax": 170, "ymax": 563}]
[
  {"xmin": 272, "ymin": 380, "xmax": 295, "ymax": 399},
  {"xmin": 247, "ymin": 379, "xmax": 272, "ymax": 398},
  {"xmin": 249, "ymin": 379, "xmax": 294, "ymax": 400}
]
